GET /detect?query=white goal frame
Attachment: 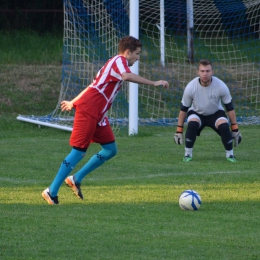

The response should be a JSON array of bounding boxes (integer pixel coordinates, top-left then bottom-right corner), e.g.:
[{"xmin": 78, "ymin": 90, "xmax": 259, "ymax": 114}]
[{"xmin": 17, "ymin": 0, "xmax": 260, "ymax": 133}]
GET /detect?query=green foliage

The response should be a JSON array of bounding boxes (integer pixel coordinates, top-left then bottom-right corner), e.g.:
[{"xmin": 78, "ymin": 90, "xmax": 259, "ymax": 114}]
[
  {"xmin": 0, "ymin": 30, "xmax": 63, "ymax": 65},
  {"xmin": 0, "ymin": 64, "xmax": 61, "ymax": 115},
  {"xmin": 0, "ymin": 115, "xmax": 260, "ymax": 260}
]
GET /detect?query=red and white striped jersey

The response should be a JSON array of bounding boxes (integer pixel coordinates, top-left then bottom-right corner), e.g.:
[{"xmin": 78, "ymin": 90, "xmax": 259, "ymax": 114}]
[{"xmin": 73, "ymin": 55, "xmax": 131, "ymax": 125}]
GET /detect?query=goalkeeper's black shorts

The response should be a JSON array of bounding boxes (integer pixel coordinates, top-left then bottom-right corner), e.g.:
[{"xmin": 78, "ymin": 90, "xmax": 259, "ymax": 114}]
[{"xmin": 187, "ymin": 110, "xmax": 228, "ymax": 136}]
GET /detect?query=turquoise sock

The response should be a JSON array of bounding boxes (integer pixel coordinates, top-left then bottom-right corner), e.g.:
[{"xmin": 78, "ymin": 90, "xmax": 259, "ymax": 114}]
[
  {"xmin": 74, "ymin": 142, "xmax": 117, "ymax": 183},
  {"xmin": 49, "ymin": 148, "xmax": 86, "ymax": 196}
]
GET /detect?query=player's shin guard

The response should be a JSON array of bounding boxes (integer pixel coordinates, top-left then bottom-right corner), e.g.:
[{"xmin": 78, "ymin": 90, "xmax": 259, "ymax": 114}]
[
  {"xmin": 74, "ymin": 142, "xmax": 117, "ymax": 183},
  {"xmin": 218, "ymin": 123, "xmax": 233, "ymax": 151},
  {"xmin": 185, "ymin": 121, "xmax": 199, "ymax": 148},
  {"xmin": 49, "ymin": 148, "xmax": 85, "ymax": 196}
]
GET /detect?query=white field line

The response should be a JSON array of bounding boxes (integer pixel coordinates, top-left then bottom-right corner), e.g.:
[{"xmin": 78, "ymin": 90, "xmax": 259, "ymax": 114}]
[
  {"xmin": 87, "ymin": 171, "xmax": 244, "ymax": 181},
  {"xmin": 0, "ymin": 170, "xmax": 244, "ymax": 184}
]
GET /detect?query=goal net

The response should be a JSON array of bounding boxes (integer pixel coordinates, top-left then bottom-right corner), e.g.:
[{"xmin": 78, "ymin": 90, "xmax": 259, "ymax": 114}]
[{"xmin": 17, "ymin": 0, "xmax": 260, "ymax": 133}]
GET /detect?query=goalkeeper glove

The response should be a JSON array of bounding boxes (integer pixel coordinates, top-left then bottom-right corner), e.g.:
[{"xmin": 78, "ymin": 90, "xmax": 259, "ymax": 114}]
[
  {"xmin": 231, "ymin": 123, "xmax": 242, "ymax": 147},
  {"xmin": 174, "ymin": 125, "xmax": 184, "ymax": 145}
]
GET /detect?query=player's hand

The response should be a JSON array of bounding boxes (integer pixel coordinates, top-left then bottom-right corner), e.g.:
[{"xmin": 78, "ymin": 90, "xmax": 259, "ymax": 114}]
[
  {"xmin": 61, "ymin": 100, "xmax": 74, "ymax": 111},
  {"xmin": 232, "ymin": 131, "xmax": 242, "ymax": 147},
  {"xmin": 174, "ymin": 133, "xmax": 183, "ymax": 145},
  {"xmin": 154, "ymin": 80, "xmax": 169, "ymax": 89}
]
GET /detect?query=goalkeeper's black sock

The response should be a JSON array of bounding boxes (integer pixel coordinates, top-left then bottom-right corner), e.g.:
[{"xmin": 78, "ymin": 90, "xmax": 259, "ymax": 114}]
[
  {"xmin": 185, "ymin": 121, "xmax": 200, "ymax": 148},
  {"xmin": 218, "ymin": 123, "xmax": 233, "ymax": 151}
]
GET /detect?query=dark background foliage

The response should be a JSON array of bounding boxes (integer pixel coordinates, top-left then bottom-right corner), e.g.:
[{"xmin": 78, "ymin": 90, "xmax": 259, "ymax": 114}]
[{"xmin": 0, "ymin": 0, "xmax": 63, "ymax": 32}]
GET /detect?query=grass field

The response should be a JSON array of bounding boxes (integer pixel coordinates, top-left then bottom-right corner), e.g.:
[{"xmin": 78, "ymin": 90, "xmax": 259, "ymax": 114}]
[
  {"xmin": 0, "ymin": 115, "xmax": 260, "ymax": 260},
  {"xmin": 0, "ymin": 30, "xmax": 260, "ymax": 259}
]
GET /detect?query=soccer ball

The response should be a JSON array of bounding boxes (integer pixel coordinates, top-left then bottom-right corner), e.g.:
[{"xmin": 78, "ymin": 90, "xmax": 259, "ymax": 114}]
[{"xmin": 179, "ymin": 190, "xmax": 202, "ymax": 211}]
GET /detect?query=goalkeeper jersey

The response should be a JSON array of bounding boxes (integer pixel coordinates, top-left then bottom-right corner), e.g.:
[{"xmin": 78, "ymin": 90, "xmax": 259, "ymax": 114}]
[
  {"xmin": 181, "ymin": 76, "xmax": 232, "ymax": 116},
  {"xmin": 73, "ymin": 55, "xmax": 131, "ymax": 125}
]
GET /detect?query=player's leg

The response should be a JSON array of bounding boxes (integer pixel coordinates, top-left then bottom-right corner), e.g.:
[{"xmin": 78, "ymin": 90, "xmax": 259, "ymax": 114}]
[
  {"xmin": 65, "ymin": 142, "xmax": 117, "ymax": 199},
  {"xmin": 66, "ymin": 120, "xmax": 117, "ymax": 199},
  {"xmin": 215, "ymin": 116, "xmax": 236, "ymax": 162},
  {"xmin": 48, "ymin": 147, "xmax": 86, "ymax": 196},
  {"xmin": 42, "ymin": 148, "xmax": 86, "ymax": 204},
  {"xmin": 42, "ymin": 111, "xmax": 95, "ymax": 204},
  {"xmin": 183, "ymin": 113, "xmax": 201, "ymax": 162},
  {"xmin": 74, "ymin": 141, "xmax": 117, "ymax": 183}
]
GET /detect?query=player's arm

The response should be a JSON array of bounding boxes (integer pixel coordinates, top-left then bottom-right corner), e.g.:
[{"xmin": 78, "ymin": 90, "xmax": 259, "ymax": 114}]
[
  {"xmin": 122, "ymin": 72, "xmax": 169, "ymax": 88},
  {"xmin": 177, "ymin": 109, "xmax": 188, "ymax": 127},
  {"xmin": 225, "ymin": 102, "xmax": 242, "ymax": 146},
  {"xmin": 61, "ymin": 84, "xmax": 92, "ymax": 111},
  {"xmin": 226, "ymin": 109, "xmax": 237, "ymax": 125},
  {"xmin": 174, "ymin": 104, "xmax": 189, "ymax": 145}
]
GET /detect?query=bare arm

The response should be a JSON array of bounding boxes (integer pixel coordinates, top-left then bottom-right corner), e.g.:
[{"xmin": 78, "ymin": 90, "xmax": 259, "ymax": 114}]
[
  {"xmin": 122, "ymin": 72, "xmax": 169, "ymax": 88},
  {"xmin": 177, "ymin": 110, "xmax": 187, "ymax": 126},
  {"xmin": 61, "ymin": 71, "xmax": 169, "ymax": 112},
  {"xmin": 227, "ymin": 110, "xmax": 237, "ymax": 124},
  {"xmin": 60, "ymin": 84, "xmax": 91, "ymax": 111}
]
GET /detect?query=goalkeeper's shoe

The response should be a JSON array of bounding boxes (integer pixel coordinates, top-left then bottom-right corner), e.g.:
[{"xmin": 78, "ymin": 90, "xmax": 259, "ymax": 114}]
[
  {"xmin": 183, "ymin": 155, "xmax": 192, "ymax": 162},
  {"xmin": 65, "ymin": 176, "xmax": 83, "ymax": 200},
  {"xmin": 42, "ymin": 188, "xmax": 59, "ymax": 205},
  {"xmin": 226, "ymin": 155, "xmax": 237, "ymax": 163}
]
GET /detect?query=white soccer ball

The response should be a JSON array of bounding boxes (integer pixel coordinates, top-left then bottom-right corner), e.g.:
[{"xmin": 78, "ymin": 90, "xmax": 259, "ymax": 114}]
[{"xmin": 179, "ymin": 190, "xmax": 202, "ymax": 210}]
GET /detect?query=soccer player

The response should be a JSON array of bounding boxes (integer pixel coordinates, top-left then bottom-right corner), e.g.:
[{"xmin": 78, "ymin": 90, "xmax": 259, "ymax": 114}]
[
  {"xmin": 174, "ymin": 59, "xmax": 242, "ymax": 162},
  {"xmin": 42, "ymin": 36, "xmax": 169, "ymax": 205}
]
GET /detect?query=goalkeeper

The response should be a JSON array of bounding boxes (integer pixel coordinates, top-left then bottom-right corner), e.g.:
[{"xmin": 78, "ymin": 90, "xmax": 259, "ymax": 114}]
[
  {"xmin": 174, "ymin": 59, "xmax": 242, "ymax": 162},
  {"xmin": 42, "ymin": 36, "xmax": 169, "ymax": 205}
]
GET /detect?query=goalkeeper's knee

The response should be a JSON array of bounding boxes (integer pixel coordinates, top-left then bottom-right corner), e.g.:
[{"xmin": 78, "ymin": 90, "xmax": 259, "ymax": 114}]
[
  {"xmin": 187, "ymin": 120, "xmax": 200, "ymax": 131},
  {"xmin": 185, "ymin": 121, "xmax": 199, "ymax": 148},
  {"xmin": 218, "ymin": 123, "xmax": 233, "ymax": 150}
]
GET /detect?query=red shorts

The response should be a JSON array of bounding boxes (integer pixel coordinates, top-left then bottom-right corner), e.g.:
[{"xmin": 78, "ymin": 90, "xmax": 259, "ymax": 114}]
[{"xmin": 69, "ymin": 109, "xmax": 115, "ymax": 149}]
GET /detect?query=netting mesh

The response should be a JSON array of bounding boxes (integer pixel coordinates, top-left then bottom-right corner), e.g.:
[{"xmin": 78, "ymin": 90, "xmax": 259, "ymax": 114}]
[{"xmin": 18, "ymin": 0, "xmax": 260, "ymax": 133}]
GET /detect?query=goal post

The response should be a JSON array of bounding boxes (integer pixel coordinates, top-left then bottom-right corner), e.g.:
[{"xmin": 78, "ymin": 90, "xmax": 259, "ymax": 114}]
[
  {"xmin": 187, "ymin": 0, "xmax": 194, "ymax": 63},
  {"xmin": 129, "ymin": 0, "xmax": 139, "ymax": 135},
  {"xmin": 17, "ymin": 0, "xmax": 260, "ymax": 133}
]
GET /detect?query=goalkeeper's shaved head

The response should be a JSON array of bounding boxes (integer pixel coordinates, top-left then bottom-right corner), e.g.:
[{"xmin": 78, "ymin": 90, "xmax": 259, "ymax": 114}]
[
  {"xmin": 198, "ymin": 59, "xmax": 213, "ymax": 69},
  {"xmin": 118, "ymin": 36, "xmax": 142, "ymax": 54}
]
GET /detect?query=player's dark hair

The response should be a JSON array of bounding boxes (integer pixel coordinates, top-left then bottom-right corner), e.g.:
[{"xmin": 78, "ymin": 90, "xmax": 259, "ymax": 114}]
[
  {"xmin": 118, "ymin": 36, "xmax": 142, "ymax": 54},
  {"xmin": 198, "ymin": 59, "xmax": 213, "ymax": 69}
]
